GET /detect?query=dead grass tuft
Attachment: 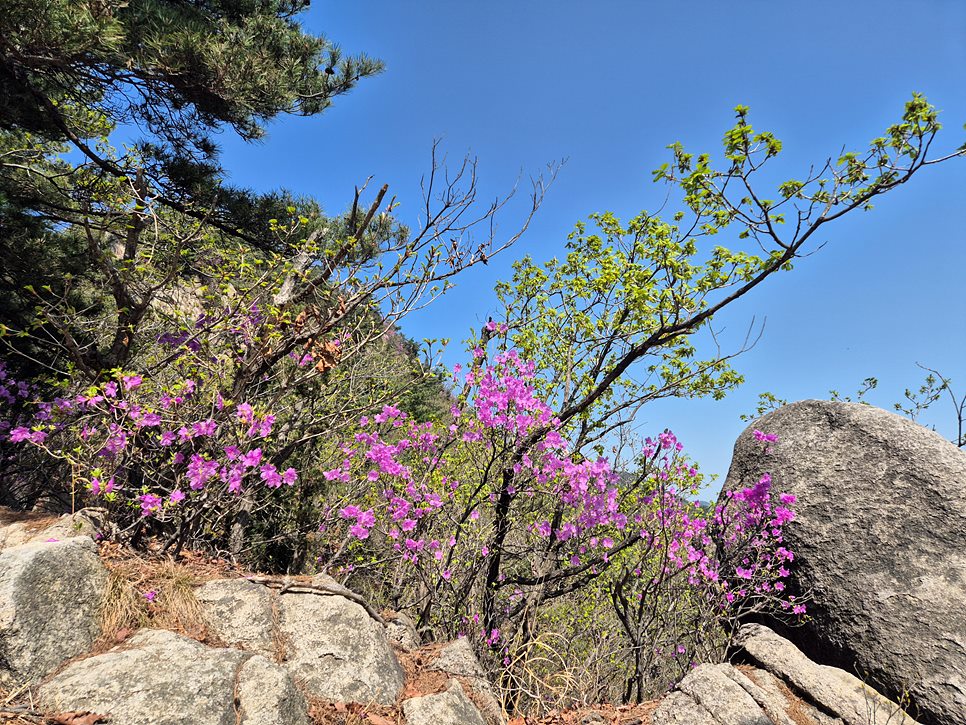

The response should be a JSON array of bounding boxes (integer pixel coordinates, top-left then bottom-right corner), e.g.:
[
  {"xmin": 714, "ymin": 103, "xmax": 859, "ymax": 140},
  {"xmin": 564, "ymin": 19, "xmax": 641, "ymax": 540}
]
[{"xmin": 94, "ymin": 542, "xmax": 239, "ymax": 649}]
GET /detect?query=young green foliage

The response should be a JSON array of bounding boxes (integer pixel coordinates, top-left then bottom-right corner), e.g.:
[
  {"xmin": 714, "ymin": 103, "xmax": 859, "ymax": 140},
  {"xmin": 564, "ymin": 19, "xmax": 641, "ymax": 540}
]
[{"xmin": 494, "ymin": 94, "xmax": 961, "ymax": 456}]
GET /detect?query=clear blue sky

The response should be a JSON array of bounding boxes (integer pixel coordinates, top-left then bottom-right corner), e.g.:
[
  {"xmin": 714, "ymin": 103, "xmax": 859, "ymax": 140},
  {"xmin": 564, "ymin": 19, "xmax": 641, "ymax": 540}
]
[{"xmin": 218, "ymin": 1, "xmax": 966, "ymax": 488}]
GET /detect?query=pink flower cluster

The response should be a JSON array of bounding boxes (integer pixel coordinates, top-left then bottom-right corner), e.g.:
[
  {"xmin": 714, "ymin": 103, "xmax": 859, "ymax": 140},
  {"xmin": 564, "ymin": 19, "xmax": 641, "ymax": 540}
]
[
  {"xmin": 326, "ymin": 352, "xmax": 640, "ymax": 572},
  {"xmin": 322, "ymin": 340, "xmax": 803, "ymax": 653},
  {"xmin": 4, "ymin": 367, "xmax": 298, "ymax": 519}
]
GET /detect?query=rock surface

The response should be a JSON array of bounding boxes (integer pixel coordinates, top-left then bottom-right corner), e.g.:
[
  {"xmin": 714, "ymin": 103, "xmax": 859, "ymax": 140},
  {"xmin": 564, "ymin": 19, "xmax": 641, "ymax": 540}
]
[
  {"xmin": 38, "ymin": 629, "xmax": 309, "ymax": 725},
  {"xmin": 0, "ymin": 537, "xmax": 106, "ymax": 683},
  {"xmin": 277, "ymin": 588, "xmax": 405, "ymax": 705},
  {"xmin": 236, "ymin": 653, "xmax": 310, "ymax": 725},
  {"xmin": 677, "ymin": 663, "xmax": 775, "ymax": 725},
  {"xmin": 196, "ymin": 575, "xmax": 412, "ymax": 706},
  {"xmin": 403, "ymin": 679, "xmax": 488, "ymax": 725},
  {"xmin": 653, "ymin": 690, "xmax": 718, "ymax": 724},
  {"xmin": 195, "ymin": 578, "xmax": 276, "ymax": 656},
  {"xmin": 0, "ymin": 508, "xmax": 101, "ymax": 550},
  {"xmin": 736, "ymin": 624, "xmax": 918, "ymax": 725},
  {"xmin": 722, "ymin": 400, "xmax": 966, "ymax": 725},
  {"xmin": 433, "ymin": 637, "xmax": 487, "ymax": 679},
  {"xmin": 430, "ymin": 637, "xmax": 503, "ymax": 725},
  {"xmin": 654, "ymin": 625, "xmax": 919, "ymax": 725},
  {"xmin": 385, "ymin": 611, "xmax": 421, "ymax": 651}
]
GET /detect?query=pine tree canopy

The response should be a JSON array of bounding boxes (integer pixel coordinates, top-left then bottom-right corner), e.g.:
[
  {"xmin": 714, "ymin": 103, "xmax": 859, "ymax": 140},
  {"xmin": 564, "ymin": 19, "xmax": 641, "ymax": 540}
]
[
  {"xmin": 0, "ymin": 0, "xmax": 382, "ymax": 150},
  {"xmin": 0, "ymin": 0, "xmax": 382, "ymax": 239}
]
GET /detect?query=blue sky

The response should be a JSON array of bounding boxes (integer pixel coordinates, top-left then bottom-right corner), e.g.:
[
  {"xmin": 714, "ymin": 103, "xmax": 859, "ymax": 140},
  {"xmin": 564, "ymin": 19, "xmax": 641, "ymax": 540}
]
[{"xmin": 219, "ymin": 1, "xmax": 966, "ymax": 488}]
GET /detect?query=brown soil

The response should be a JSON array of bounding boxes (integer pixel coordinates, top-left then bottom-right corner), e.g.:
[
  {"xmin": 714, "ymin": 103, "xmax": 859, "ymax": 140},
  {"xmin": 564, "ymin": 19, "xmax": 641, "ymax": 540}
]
[{"xmin": 504, "ymin": 700, "xmax": 659, "ymax": 725}]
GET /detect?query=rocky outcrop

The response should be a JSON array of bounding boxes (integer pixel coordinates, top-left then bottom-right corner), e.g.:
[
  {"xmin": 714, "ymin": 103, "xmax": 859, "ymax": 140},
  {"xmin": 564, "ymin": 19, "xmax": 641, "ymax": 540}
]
[
  {"xmin": 277, "ymin": 579, "xmax": 405, "ymax": 705},
  {"xmin": 404, "ymin": 679, "xmax": 488, "ymax": 725},
  {"xmin": 195, "ymin": 574, "xmax": 407, "ymax": 705},
  {"xmin": 0, "ymin": 536, "xmax": 106, "ymax": 683},
  {"xmin": 38, "ymin": 629, "xmax": 309, "ymax": 725},
  {"xmin": 0, "ymin": 508, "xmax": 102, "ymax": 550},
  {"xmin": 653, "ymin": 624, "xmax": 919, "ymax": 725},
  {"xmin": 0, "ymin": 475, "xmax": 942, "ymax": 725},
  {"xmin": 195, "ymin": 578, "xmax": 276, "ymax": 656},
  {"xmin": 722, "ymin": 400, "xmax": 966, "ymax": 725}
]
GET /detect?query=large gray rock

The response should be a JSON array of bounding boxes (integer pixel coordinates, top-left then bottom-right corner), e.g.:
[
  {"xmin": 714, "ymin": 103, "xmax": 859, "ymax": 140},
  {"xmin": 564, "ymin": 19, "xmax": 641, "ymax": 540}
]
[
  {"xmin": 277, "ymin": 589, "xmax": 404, "ymax": 705},
  {"xmin": 654, "ymin": 626, "xmax": 918, "ymax": 725},
  {"xmin": 403, "ymin": 679, "xmax": 487, "ymax": 725},
  {"xmin": 431, "ymin": 638, "xmax": 503, "ymax": 725},
  {"xmin": 654, "ymin": 664, "xmax": 772, "ymax": 725},
  {"xmin": 0, "ymin": 507, "xmax": 101, "ymax": 550},
  {"xmin": 195, "ymin": 578, "xmax": 276, "ymax": 656},
  {"xmin": 735, "ymin": 624, "xmax": 919, "ymax": 725},
  {"xmin": 0, "ymin": 537, "xmax": 106, "ymax": 682},
  {"xmin": 38, "ymin": 629, "xmax": 309, "ymax": 725},
  {"xmin": 722, "ymin": 401, "xmax": 966, "ymax": 725}
]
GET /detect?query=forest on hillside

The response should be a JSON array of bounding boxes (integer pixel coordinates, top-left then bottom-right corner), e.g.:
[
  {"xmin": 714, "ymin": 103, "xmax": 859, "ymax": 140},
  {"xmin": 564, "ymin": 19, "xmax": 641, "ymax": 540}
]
[{"xmin": 1, "ymin": 0, "xmax": 963, "ymax": 709}]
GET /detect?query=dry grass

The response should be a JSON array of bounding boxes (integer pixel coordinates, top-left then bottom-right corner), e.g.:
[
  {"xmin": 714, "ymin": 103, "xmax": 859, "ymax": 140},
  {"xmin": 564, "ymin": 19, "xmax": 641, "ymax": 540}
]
[
  {"xmin": 0, "ymin": 682, "xmax": 109, "ymax": 724},
  {"xmin": 503, "ymin": 700, "xmax": 659, "ymax": 724},
  {"xmin": 0, "ymin": 682, "xmax": 41, "ymax": 724},
  {"xmin": 307, "ymin": 697, "xmax": 402, "ymax": 725},
  {"xmin": 94, "ymin": 541, "xmax": 239, "ymax": 649}
]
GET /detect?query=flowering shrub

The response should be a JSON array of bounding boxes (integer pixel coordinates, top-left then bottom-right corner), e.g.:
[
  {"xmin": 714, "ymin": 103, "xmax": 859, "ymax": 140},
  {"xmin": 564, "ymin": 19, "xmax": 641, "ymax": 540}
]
[
  {"xmin": 2, "ymin": 297, "xmax": 803, "ymax": 706},
  {"xmin": 0, "ymin": 201, "xmax": 460, "ymax": 561},
  {"xmin": 3, "ymin": 354, "xmax": 298, "ymax": 549},
  {"xmin": 605, "ymin": 432, "xmax": 802, "ymax": 700},
  {"xmin": 315, "ymin": 338, "xmax": 802, "ymax": 704}
]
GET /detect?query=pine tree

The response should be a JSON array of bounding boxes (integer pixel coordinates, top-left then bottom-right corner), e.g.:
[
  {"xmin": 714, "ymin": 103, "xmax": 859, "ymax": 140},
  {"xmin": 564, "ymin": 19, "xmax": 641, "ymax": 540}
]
[{"xmin": 0, "ymin": 0, "xmax": 382, "ymax": 240}]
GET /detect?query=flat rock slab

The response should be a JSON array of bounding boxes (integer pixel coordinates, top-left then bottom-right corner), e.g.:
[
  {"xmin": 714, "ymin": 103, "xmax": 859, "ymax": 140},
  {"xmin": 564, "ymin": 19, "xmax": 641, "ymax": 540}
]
[
  {"xmin": 0, "ymin": 537, "xmax": 106, "ymax": 683},
  {"xmin": 277, "ymin": 589, "xmax": 404, "ymax": 705},
  {"xmin": 736, "ymin": 624, "xmax": 920, "ymax": 725},
  {"xmin": 38, "ymin": 629, "xmax": 308, "ymax": 725},
  {"xmin": 195, "ymin": 578, "xmax": 276, "ymax": 656},
  {"xmin": 722, "ymin": 400, "xmax": 966, "ymax": 725},
  {"xmin": 0, "ymin": 508, "xmax": 100, "ymax": 551},
  {"xmin": 403, "ymin": 679, "xmax": 487, "ymax": 725}
]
